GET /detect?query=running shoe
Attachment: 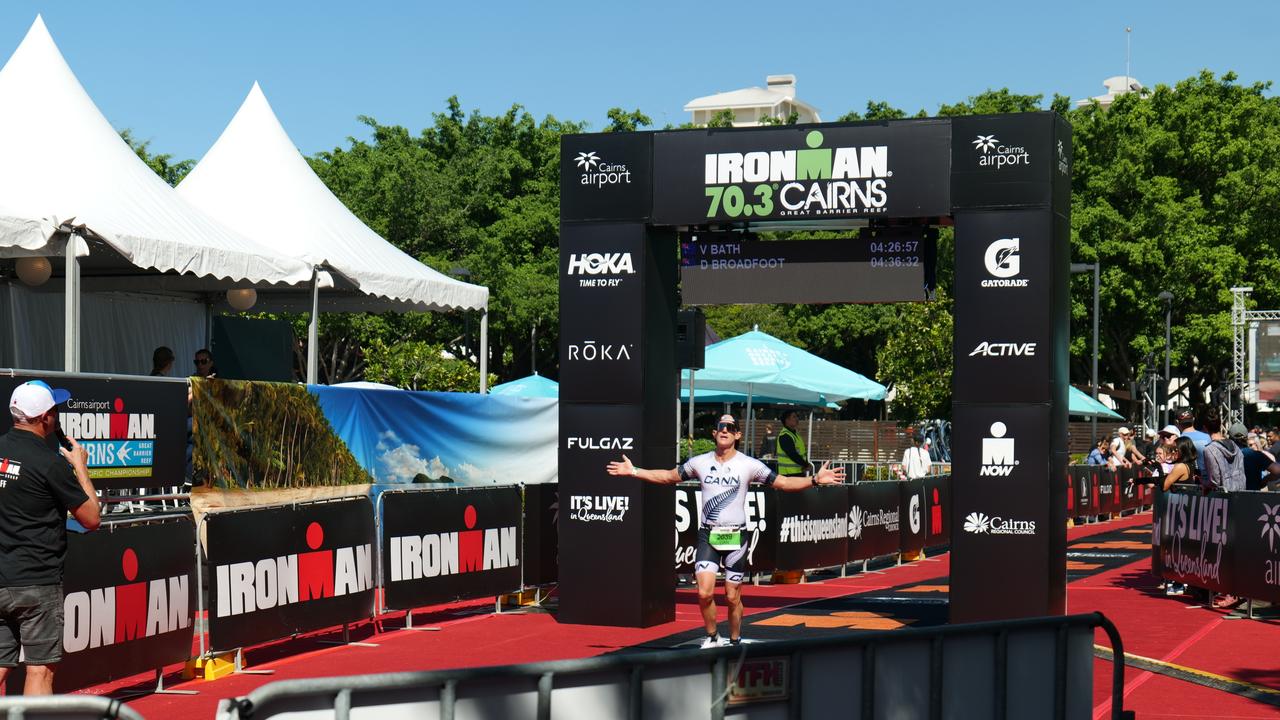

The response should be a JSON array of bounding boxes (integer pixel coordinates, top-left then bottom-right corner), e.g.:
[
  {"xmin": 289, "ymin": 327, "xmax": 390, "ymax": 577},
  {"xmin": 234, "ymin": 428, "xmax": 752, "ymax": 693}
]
[{"xmin": 700, "ymin": 634, "xmax": 726, "ymax": 649}]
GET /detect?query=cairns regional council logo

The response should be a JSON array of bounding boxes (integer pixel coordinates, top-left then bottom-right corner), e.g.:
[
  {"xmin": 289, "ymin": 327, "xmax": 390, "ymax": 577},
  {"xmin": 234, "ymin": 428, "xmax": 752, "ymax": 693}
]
[
  {"xmin": 703, "ymin": 130, "xmax": 891, "ymax": 220},
  {"xmin": 963, "ymin": 511, "xmax": 1036, "ymax": 536},
  {"xmin": 575, "ymin": 151, "xmax": 632, "ymax": 188},
  {"xmin": 972, "ymin": 134, "xmax": 1031, "ymax": 170}
]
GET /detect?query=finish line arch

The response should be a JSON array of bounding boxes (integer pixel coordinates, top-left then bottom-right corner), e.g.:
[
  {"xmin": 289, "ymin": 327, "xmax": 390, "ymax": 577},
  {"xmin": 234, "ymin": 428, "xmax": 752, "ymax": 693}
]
[{"xmin": 558, "ymin": 114, "xmax": 1072, "ymax": 626}]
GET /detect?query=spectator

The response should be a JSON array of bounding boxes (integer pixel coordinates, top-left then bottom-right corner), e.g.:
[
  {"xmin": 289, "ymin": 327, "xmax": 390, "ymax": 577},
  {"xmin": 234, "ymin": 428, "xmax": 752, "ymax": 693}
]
[
  {"xmin": 1175, "ymin": 407, "xmax": 1211, "ymax": 477},
  {"xmin": 1268, "ymin": 427, "xmax": 1280, "ymax": 458},
  {"xmin": 775, "ymin": 410, "xmax": 812, "ymax": 477},
  {"xmin": 1108, "ymin": 427, "xmax": 1133, "ymax": 469},
  {"xmin": 1137, "ymin": 428, "xmax": 1158, "ymax": 460},
  {"xmin": 901, "ymin": 433, "xmax": 931, "ymax": 479},
  {"xmin": 149, "ymin": 346, "xmax": 174, "ymax": 377},
  {"xmin": 1233, "ymin": 423, "xmax": 1280, "ymax": 492},
  {"xmin": 1155, "ymin": 425, "xmax": 1180, "ymax": 473},
  {"xmin": 1161, "ymin": 436, "xmax": 1199, "ymax": 597},
  {"xmin": 193, "ymin": 349, "xmax": 217, "ymax": 378},
  {"xmin": 758, "ymin": 425, "xmax": 777, "ymax": 459},
  {"xmin": 1125, "ymin": 429, "xmax": 1149, "ymax": 466},
  {"xmin": 1086, "ymin": 438, "xmax": 1110, "ymax": 466},
  {"xmin": 1202, "ymin": 413, "xmax": 1245, "ymax": 492}
]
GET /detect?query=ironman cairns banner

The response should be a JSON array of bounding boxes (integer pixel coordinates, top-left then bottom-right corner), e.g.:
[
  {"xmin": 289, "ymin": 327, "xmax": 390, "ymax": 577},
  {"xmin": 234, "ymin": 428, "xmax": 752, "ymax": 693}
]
[{"xmin": 0, "ymin": 374, "xmax": 187, "ymax": 489}]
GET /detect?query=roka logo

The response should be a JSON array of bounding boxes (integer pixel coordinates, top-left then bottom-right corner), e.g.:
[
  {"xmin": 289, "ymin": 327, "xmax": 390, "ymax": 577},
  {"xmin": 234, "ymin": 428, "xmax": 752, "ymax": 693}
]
[
  {"xmin": 390, "ymin": 505, "xmax": 518, "ymax": 582},
  {"xmin": 566, "ymin": 340, "xmax": 633, "ymax": 363},
  {"xmin": 63, "ymin": 547, "xmax": 189, "ymax": 653}
]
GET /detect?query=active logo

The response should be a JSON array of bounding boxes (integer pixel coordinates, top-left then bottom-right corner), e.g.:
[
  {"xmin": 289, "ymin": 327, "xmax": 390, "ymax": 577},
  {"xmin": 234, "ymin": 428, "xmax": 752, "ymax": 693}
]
[
  {"xmin": 963, "ymin": 511, "xmax": 1036, "ymax": 535},
  {"xmin": 566, "ymin": 340, "xmax": 633, "ymax": 362},
  {"xmin": 980, "ymin": 422, "xmax": 1018, "ymax": 477},
  {"xmin": 63, "ymin": 547, "xmax": 190, "ymax": 653},
  {"xmin": 389, "ymin": 505, "xmax": 518, "ymax": 582},
  {"xmin": 568, "ymin": 494, "xmax": 629, "ymax": 523},
  {"xmin": 702, "ymin": 130, "xmax": 891, "ymax": 220},
  {"xmin": 575, "ymin": 151, "xmax": 633, "ymax": 188},
  {"xmin": 972, "ymin": 134, "xmax": 1031, "ymax": 169},
  {"xmin": 981, "ymin": 238, "xmax": 1027, "ymax": 287},
  {"xmin": 969, "ymin": 341, "xmax": 1037, "ymax": 357},
  {"xmin": 214, "ymin": 522, "xmax": 373, "ymax": 618}
]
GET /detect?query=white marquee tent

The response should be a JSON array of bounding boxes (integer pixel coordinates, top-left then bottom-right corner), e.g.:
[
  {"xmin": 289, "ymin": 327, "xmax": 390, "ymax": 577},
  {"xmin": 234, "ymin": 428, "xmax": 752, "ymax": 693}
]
[
  {"xmin": 176, "ymin": 83, "xmax": 490, "ymax": 386},
  {"xmin": 0, "ymin": 17, "xmax": 317, "ymax": 373}
]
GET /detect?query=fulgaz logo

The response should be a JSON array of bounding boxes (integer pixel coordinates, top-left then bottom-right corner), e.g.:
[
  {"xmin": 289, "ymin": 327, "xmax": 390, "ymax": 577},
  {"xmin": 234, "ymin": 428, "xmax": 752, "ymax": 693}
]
[
  {"xmin": 390, "ymin": 505, "xmax": 518, "ymax": 582},
  {"xmin": 566, "ymin": 436, "xmax": 634, "ymax": 451},
  {"xmin": 703, "ymin": 130, "xmax": 890, "ymax": 219}
]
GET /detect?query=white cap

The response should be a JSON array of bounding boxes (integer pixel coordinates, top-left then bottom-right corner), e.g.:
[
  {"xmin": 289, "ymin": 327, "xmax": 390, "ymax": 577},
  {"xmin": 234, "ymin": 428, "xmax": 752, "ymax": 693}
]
[
  {"xmin": 1159, "ymin": 425, "xmax": 1180, "ymax": 437},
  {"xmin": 1117, "ymin": 426, "xmax": 1131, "ymax": 436},
  {"xmin": 717, "ymin": 414, "xmax": 738, "ymax": 427},
  {"xmin": 9, "ymin": 380, "xmax": 71, "ymax": 418}
]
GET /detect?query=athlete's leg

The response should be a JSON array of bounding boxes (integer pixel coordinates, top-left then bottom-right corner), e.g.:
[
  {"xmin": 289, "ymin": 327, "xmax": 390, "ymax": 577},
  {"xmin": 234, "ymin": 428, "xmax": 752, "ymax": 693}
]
[
  {"xmin": 723, "ymin": 539, "xmax": 750, "ymax": 641},
  {"xmin": 695, "ymin": 568, "xmax": 720, "ymax": 635}
]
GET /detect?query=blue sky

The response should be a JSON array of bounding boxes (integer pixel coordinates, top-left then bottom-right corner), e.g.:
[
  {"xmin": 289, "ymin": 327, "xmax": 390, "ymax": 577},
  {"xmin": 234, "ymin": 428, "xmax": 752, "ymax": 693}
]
[{"xmin": 2, "ymin": 1, "xmax": 1276, "ymax": 163}]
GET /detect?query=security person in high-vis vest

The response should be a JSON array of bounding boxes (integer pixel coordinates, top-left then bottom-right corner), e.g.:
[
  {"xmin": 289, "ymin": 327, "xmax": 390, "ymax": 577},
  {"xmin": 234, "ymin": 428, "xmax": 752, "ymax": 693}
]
[{"xmin": 776, "ymin": 410, "xmax": 812, "ymax": 477}]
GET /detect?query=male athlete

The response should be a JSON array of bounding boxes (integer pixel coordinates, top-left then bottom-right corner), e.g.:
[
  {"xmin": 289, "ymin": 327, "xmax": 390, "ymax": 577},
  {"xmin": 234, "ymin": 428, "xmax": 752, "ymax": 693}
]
[{"xmin": 606, "ymin": 414, "xmax": 843, "ymax": 648}]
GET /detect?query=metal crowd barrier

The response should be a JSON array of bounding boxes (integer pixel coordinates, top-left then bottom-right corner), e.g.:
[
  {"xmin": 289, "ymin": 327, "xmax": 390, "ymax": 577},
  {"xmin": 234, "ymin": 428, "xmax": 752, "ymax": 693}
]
[
  {"xmin": 214, "ymin": 612, "xmax": 1126, "ymax": 720},
  {"xmin": 0, "ymin": 695, "xmax": 145, "ymax": 719}
]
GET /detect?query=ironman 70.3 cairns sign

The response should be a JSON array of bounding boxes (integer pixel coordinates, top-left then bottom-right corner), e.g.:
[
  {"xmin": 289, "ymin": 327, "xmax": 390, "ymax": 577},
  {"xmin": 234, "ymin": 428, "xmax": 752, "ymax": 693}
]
[{"xmin": 652, "ymin": 121, "xmax": 951, "ymax": 224}]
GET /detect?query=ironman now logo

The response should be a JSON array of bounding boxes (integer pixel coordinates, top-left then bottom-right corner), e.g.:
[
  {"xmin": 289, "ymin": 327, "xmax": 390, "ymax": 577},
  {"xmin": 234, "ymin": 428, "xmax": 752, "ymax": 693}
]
[
  {"xmin": 703, "ymin": 130, "xmax": 890, "ymax": 220},
  {"xmin": 981, "ymin": 238, "xmax": 1027, "ymax": 287},
  {"xmin": 980, "ymin": 422, "xmax": 1018, "ymax": 476}
]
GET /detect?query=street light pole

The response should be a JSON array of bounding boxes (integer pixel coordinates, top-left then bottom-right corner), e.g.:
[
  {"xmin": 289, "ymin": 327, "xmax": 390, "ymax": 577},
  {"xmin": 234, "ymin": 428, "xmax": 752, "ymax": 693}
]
[
  {"xmin": 1071, "ymin": 263, "xmax": 1100, "ymax": 444},
  {"xmin": 1159, "ymin": 291, "xmax": 1174, "ymax": 426}
]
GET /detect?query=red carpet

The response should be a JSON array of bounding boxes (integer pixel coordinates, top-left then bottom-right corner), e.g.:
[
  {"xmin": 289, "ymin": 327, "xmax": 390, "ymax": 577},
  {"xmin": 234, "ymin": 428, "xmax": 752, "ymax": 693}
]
[{"xmin": 76, "ymin": 511, "xmax": 1280, "ymax": 719}]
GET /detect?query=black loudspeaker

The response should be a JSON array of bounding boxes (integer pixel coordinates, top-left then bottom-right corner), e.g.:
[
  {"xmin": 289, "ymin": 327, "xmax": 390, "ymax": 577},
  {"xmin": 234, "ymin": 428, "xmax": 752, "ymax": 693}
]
[{"xmin": 676, "ymin": 308, "xmax": 705, "ymax": 370}]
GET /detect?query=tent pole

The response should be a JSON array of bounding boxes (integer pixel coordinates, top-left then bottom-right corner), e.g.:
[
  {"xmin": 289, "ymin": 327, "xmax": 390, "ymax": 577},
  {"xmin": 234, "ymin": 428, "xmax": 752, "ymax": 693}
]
[
  {"xmin": 478, "ymin": 306, "xmax": 489, "ymax": 392},
  {"xmin": 688, "ymin": 369, "xmax": 696, "ymax": 440},
  {"xmin": 745, "ymin": 384, "xmax": 754, "ymax": 454},
  {"xmin": 807, "ymin": 410, "xmax": 814, "ymax": 463},
  {"xmin": 306, "ymin": 266, "xmax": 320, "ymax": 384},
  {"xmin": 63, "ymin": 232, "xmax": 80, "ymax": 372}
]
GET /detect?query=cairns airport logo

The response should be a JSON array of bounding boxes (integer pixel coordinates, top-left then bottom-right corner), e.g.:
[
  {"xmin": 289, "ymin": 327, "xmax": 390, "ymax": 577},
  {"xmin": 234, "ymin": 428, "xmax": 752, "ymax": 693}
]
[
  {"xmin": 575, "ymin": 151, "xmax": 633, "ymax": 188},
  {"xmin": 702, "ymin": 130, "xmax": 890, "ymax": 220},
  {"xmin": 972, "ymin": 134, "xmax": 1032, "ymax": 170}
]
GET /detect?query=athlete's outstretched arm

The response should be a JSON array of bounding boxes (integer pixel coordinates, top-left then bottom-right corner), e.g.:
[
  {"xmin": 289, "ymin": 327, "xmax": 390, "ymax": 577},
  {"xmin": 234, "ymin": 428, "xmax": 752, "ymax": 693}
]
[
  {"xmin": 772, "ymin": 461, "xmax": 845, "ymax": 492},
  {"xmin": 606, "ymin": 454, "xmax": 681, "ymax": 484}
]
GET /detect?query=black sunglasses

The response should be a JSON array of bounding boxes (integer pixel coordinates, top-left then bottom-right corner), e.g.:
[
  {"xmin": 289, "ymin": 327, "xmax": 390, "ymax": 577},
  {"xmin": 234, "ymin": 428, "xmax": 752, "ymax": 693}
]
[
  {"xmin": 716, "ymin": 422, "xmax": 738, "ymax": 432},
  {"xmin": 195, "ymin": 358, "xmax": 211, "ymax": 365}
]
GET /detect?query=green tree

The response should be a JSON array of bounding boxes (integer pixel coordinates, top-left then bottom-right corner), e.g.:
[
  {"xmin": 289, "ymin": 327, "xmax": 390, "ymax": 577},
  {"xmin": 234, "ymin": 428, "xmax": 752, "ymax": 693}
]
[
  {"xmin": 1070, "ymin": 71, "xmax": 1280, "ymax": 411},
  {"xmin": 604, "ymin": 107, "xmax": 652, "ymax": 132},
  {"xmin": 876, "ymin": 289, "xmax": 954, "ymax": 420},
  {"xmin": 120, "ymin": 129, "xmax": 194, "ymax": 186}
]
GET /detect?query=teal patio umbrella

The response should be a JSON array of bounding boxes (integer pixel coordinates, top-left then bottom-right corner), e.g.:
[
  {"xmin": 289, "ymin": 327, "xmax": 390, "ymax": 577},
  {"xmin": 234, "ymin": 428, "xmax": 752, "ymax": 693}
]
[
  {"xmin": 490, "ymin": 373, "xmax": 559, "ymax": 398},
  {"xmin": 681, "ymin": 329, "xmax": 886, "ymax": 447},
  {"xmin": 1068, "ymin": 385, "xmax": 1122, "ymax": 420}
]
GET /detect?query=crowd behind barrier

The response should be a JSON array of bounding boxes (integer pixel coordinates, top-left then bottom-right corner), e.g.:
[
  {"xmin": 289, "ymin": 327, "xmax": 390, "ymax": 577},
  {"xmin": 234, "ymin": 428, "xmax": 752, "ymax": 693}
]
[
  {"xmin": 1065, "ymin": 464, "xmax": 1155, "ymax": 519},
  {"xmin": 211, "ymin": 612, "xmax": 1124, "ymax": 720}
]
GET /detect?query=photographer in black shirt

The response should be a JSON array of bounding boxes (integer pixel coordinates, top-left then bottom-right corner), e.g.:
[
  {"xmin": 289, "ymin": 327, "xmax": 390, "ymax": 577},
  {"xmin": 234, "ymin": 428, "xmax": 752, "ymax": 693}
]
[{"xmin": 0, "ymin": 381, "xmax": 100, "ymax": 694}]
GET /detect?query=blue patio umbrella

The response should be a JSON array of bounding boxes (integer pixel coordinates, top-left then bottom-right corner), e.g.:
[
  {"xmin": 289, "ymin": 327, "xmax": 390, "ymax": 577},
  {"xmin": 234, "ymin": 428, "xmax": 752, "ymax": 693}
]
[
  {"xmin": 1068, "ymin": 386, "xmax": 1122, "ymax": 420},
  {"xmin": 489, "ymin": 373, "xmax": 559, "ymax": 398},
  {"xmin": 681, "ymin": 330, "xmax": 886, "ymax": 446}
]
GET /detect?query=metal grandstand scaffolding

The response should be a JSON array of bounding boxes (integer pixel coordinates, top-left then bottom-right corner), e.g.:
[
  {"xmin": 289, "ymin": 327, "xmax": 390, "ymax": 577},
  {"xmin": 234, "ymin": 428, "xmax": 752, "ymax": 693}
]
[{"xmin": 1231, "ymin": 287, "xmax": 1280, "ymax": 425}]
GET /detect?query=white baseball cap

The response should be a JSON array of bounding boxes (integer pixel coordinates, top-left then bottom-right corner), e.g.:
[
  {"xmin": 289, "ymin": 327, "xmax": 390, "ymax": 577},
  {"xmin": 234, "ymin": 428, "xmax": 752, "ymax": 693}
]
[{"xmin": 9, "ymin": 380, "xmax": 71, "ymax": 418}]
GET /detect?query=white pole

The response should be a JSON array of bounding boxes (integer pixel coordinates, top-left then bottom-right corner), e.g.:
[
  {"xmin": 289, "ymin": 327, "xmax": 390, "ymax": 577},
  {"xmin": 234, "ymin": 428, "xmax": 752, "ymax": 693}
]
[
  {"xmin": 745, "ymin": 383, "xmax": 754, "ymax": 453},
  {"xmin": 687, "ymin": 369, "xmax": 696, "ymax": 440},
  {"xmin": 807, "ymin": 410, "xmax": 814, "ymax": 462},
  {"xmin": 63, "ymin": 232, "xmax": 80, "ymax": 372},
  {"xmin": 306, "ymin": 267, "xmax": 320, "ymax": 384},
  {"xmin": 479, "ymin": 307, "xmax": 489, "ymax": 392}
]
